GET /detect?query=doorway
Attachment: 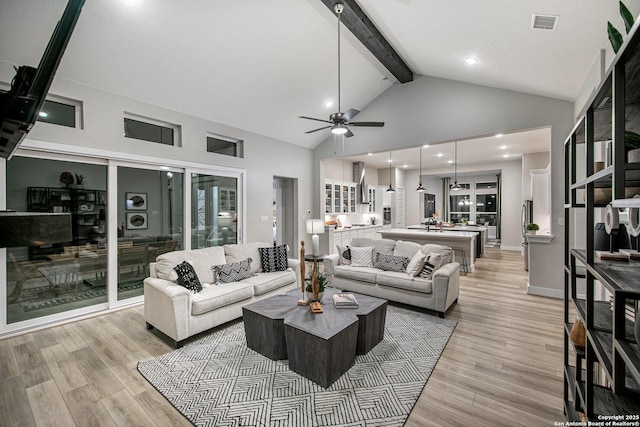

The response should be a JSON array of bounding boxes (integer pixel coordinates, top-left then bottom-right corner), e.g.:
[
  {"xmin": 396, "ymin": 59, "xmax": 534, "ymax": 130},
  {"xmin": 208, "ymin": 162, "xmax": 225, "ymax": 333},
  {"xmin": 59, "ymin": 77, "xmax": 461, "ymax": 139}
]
[{"xmin": 273, "ymin": 176, "xmax": 297, "ymax": 251}]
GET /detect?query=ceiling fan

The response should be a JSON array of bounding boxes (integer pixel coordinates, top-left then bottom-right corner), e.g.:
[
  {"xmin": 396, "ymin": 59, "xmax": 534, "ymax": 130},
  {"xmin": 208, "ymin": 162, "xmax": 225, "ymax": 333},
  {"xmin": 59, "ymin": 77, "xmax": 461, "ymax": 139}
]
[{"xmin": 299, "ymin": 3, "xmax": 384, "ymax": 138}]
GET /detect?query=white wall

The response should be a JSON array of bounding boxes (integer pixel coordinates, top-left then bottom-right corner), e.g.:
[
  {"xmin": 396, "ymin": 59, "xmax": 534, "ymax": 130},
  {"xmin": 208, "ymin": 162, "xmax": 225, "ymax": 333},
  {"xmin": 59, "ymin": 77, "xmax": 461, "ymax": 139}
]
[
  {"xmin": 314, "ymin": 75, "xmax": 573, "ymax": 297},
  {"xmin": 522, "ymin": 152, "xmax": 550, "ymax": 200},
  {"xmin": 0, "ymin": 63, "xmax": 315, "ymax": 253}
]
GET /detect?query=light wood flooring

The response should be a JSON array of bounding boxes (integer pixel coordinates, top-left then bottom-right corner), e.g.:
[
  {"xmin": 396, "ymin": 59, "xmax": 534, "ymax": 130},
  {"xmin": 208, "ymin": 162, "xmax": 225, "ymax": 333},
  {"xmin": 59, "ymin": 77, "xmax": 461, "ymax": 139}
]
[{"xmin": 0, "ymin": 246, "xmax": 565, "ymax": 426}]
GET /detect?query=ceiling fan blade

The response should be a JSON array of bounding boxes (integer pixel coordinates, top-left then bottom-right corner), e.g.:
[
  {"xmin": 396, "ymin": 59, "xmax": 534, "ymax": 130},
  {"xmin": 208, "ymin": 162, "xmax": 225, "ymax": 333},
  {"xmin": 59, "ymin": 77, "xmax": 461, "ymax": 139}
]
[
  {"xmin": 345, "ymin": 129, "xmax": 355, "ymax": 138},
  {"xmin": 342, "ymin": 108, "xmax": 360, "ymax": 121},
  {"xmin": 299, "ymin": 116, "xmax": 332, "ymax": 124},
  {"xmin": 305, "ymin": 126, "xmax": 332, "ymax": 134},
  {"xmin": 349, "ymin": 121, "xmax": 385, "ymax": 127}
]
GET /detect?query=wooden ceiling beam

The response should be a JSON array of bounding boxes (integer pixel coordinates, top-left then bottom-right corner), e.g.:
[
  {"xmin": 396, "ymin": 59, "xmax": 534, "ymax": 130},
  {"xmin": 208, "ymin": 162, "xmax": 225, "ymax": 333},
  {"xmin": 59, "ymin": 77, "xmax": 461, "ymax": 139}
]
[{"xmin": 320, "ymin": 0, "xmax": 414, "ymax": 83}]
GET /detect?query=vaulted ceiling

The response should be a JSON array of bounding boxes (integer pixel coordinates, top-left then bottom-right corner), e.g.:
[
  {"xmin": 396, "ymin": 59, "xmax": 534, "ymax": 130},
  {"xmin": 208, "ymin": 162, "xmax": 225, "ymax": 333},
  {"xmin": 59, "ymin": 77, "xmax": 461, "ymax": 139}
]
[{"xmin": 0, "ymin": 0, "xmax": 628, "ymax": 151}]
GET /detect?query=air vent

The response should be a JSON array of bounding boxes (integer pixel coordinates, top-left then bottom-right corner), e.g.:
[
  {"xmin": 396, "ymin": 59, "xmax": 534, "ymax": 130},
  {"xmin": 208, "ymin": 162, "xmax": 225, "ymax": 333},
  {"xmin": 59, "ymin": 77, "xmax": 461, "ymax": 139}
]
[{"xmin": 531, "ymin": 14, "xmax": 558, "ymax": 30}]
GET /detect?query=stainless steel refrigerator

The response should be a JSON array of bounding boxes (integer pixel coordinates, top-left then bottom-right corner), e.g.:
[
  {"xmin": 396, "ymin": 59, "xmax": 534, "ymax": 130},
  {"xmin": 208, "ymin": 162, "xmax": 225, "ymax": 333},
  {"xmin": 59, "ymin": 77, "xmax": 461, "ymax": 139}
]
[{"xmin": 522, "ymin": 200, "xmax": 533, "ymax": 271}]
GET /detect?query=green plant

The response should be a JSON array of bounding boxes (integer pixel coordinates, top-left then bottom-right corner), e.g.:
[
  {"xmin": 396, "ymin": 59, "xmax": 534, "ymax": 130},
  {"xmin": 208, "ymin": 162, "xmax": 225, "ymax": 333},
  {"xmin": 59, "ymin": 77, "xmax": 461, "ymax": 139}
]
[
  {"xmin": 305, "ymin": 273, "xmax": 327, "ymax": 293},
  {"xmin": 527, "ymin": 223, "xmax": 540, "ymax": 231},
  {"xmin": 461, "ymin": 217, "xmax": 469, "ymax": 224},
  {"xmin": 626, "ymin": 131, "xmax": 640, "ymax": 150},
  {"xmin": 608, "ymin": 1, "xmax": 635, "ymax": 53}
]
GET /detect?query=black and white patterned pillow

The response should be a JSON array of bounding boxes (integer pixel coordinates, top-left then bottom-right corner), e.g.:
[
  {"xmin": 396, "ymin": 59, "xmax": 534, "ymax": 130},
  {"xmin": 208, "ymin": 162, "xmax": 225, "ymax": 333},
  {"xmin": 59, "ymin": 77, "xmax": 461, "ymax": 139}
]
[
  {"xmin": 213, "ymin": 258, "xmax": 254, "ymax": 283},
  {"xmin": 373, "ymin": 252, "xmax": 410, "ymax": 272},
  {"xmin": 258, "ymin": 245, "xmax": 288, "ymax": 272},
  {"xmin": 336, "ymin": 245, "xmax": 351, "ymax": 265},
  {"xmin": 173, "ymin": 261, "xmax": 202, "ymax": 293},
  {"xmin": 418, "ymin": 253, "xmax": 443, "ymax": 279}
]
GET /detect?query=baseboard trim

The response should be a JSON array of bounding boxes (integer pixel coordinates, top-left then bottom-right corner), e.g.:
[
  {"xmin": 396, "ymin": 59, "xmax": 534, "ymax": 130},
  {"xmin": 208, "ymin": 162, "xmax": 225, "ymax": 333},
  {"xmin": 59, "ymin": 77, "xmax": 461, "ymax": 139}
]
[
  {"xmin": 527, "ymin": 284, "xmax": 563, "ymax": 299},
  {"xmin": 500, "ymin": 245, "xmax": 522, "ymax": 251}
]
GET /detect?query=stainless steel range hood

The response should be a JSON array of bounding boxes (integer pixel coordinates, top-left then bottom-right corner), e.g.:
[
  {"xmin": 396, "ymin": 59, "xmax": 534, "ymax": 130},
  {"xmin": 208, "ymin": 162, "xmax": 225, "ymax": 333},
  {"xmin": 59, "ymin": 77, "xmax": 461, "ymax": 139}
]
[{"xmin": 352, "ymin": 162, "xmax": 368, "ymax": 204}]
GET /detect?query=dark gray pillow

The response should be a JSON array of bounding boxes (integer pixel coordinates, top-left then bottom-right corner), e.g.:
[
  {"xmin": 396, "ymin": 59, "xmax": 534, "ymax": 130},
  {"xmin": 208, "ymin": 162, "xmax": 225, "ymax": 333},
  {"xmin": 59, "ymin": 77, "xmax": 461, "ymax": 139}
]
[{"xmin": 373, "ymin": 253, "xmax": 410, "ymax": 272}]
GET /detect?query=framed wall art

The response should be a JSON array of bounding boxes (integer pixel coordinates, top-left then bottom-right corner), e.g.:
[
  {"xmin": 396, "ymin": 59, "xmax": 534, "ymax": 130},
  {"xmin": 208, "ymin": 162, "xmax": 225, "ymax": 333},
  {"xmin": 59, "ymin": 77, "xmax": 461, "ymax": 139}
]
[
  {"xmin": 126, "ymin": 192, "xmax": 147, "ymax": 210},
  {"xmin": 126, "ymin": 212, "xmax": 148, "ymax": 230}
]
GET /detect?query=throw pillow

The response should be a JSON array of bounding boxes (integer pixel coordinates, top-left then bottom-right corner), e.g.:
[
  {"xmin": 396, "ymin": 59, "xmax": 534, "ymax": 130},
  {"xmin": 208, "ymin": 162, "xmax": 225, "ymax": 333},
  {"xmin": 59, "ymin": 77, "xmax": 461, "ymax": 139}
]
[
  {"xmin": 213, "ymin": 258, "xmax": 254, "ymax": 283},
  {"xmin": 173, "ymin": 261, "xmax": 203, "ymax": 293},
  {"xmin": 258, "ymin": 245, "xmax": 288, "ymax": 272},
  {"xmin": 350, "ymin": 246, "xmax": 374, "ymax": 267},
  {"xmin": 418, "ymin": 253, "xmax": 443, "ymax": 279},
  {"xmin": 374, "ymin": 252, "xmax": 410, "ymax": 272},
  {"xmin": 336, "ymin": 245, "xmax": 351, "ymax": 265},
  {"xmin": 406, "ymin": 251, "xmax": 427, "ymax": 276}
]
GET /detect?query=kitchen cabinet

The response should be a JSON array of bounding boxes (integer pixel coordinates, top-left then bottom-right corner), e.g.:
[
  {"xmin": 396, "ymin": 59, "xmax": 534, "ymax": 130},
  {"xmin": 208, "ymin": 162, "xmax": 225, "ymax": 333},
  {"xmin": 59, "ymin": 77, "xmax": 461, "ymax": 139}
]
[
  {"xmin": 562, "ymin": 19, "xmax": 640, "ymax": 421},
  {"xmin": 325, "ymin": 180, "xmax": 356, "ymax": 215},
  {"xmin": 219, "ymin": 188, "xmax": 236, "ymax": 212},
  {"xmin": 324, "ymin": 180, "xmax": 342, "ymax": 214},
  {"xmin": 368, "ymin": 185, "xmax": 377, "ymax": 213}
]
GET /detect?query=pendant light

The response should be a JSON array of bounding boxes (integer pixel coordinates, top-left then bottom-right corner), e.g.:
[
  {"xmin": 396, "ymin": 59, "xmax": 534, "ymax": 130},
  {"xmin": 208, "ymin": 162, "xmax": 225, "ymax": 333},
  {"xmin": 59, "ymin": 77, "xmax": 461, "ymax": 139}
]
[
  {"xmin": 416, "ymin": 146, "xmax": 426, "ymax": 192},
  {"xmin": 386, "ymin": 152, "xmax": 395, "ymax": 193},
  {"xmin": 451, "ymin": 141, "xmax": 462, "ymax": 191}
]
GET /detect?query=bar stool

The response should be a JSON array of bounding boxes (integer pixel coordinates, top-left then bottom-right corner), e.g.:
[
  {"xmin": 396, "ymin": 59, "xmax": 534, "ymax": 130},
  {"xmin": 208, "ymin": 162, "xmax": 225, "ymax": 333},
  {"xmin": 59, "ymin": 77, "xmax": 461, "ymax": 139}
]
[{"xmin": 454, "ymin": 248, "xmax": 468, "ymax": 275}]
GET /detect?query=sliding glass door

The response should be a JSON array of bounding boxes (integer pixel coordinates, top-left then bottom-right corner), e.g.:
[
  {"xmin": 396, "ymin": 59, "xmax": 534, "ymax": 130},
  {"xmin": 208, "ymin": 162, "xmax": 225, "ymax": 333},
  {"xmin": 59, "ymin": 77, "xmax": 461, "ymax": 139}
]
[
  {"xmin": 191, "ymin": 173, "xmax": 239, "ymax": 249},
  {"xmin": 5, "ymin": 157, "xmax": 108, "ymax": 324},
  {"xmin": 116, "ymin": 166, "xmax": 184, "ymax": 300}
]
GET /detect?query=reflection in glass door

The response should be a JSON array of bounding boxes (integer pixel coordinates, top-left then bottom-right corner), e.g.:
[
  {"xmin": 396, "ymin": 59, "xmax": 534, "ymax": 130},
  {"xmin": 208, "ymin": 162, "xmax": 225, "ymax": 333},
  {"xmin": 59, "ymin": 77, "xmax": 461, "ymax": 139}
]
[
  {"xmin": 191, "ymin": 173, "xmax": 238, "ymax": 248},
  {"xmin": 117, "ymin": 167, "xmax": 183, "ymax": 301},
  {"xmin": 5, "ymin": 157, "xmax": 108, "ymax": 324}
]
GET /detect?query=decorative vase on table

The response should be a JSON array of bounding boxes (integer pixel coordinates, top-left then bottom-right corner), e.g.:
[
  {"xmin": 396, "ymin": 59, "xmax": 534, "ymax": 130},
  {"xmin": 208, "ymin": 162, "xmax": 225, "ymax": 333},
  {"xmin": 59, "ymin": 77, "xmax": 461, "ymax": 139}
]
[{"xmin": 306, "ymin": 291, "xmax": 324, "ymax": 302}]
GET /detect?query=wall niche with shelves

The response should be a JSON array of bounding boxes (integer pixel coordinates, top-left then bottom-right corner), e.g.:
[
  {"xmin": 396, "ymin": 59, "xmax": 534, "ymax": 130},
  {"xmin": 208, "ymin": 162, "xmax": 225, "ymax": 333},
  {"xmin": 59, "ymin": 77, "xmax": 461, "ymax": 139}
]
[{"xmin": 563, "ymin": 18, "xmax": 640, "ymax": 422}]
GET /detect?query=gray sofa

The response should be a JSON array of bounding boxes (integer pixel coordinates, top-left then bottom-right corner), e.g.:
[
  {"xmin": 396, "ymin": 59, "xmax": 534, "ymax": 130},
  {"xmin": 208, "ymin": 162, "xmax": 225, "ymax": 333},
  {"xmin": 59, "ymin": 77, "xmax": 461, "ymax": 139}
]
[
  {"xmin": 143, "ymin": 242, "xmax": 300, "ymax": 347},
  {"xmin": 324, "ymin": 238, "xmax": 459, "ymax": 318}
]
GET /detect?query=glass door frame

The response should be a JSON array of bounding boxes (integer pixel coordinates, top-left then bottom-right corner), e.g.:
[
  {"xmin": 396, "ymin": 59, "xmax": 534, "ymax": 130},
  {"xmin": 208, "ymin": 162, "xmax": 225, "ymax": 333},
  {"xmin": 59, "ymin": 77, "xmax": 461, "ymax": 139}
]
[
  {"xmin": 0, "ymin": 142, "xmax": 246, "ymax": 336},
  {"xmin": 187, "ymin": 166, "xmax": 246, "ymax": 248}
]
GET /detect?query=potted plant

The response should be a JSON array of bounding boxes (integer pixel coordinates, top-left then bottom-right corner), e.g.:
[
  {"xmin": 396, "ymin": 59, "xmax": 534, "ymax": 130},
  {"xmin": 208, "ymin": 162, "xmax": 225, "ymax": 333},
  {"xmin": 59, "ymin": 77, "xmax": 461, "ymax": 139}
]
[
  {"xmin": 526, "ymin": 223, "xmax": 540, "ymax": 235},
  {"xmin": 461, "ymin": 217, "xmax": 469, "ymax": 226},
  {"xmin": 305, "ymin": 272, "xmax": 328, "ymax": 301}
]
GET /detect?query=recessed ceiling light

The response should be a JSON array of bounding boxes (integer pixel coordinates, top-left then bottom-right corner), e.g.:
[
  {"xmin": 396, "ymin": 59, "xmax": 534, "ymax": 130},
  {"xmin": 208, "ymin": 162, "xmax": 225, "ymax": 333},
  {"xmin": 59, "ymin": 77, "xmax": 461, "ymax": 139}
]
[
  {"xmin": 495, "ymin": 133, "xmax": 503, "ymax": 138},
  {"xmin": 403, "ymin": 164, "xmax": 408, "ymax": 168},
  {"xmin": 465, "ymin": 56, "xmax": 479, "ymax": 65},
  {"xmin": 448, "ymin": 160, "xmax": 454, "ymax": 164},
  {"xmin": 437, "ymin": 153, "xmax": 443, "ymax": 157},
  {"xmin": 503, "ymin": 154, "xmax": 510, "ymax": 158},
  {"xmin": 367, "ymin": 152, "xmax": 372, "ymax": 156},
  {"xmin": 38, "ymin": 111, "xmax": 48, "ymax": 118},
  {"xmin": 160, "ymin": 166, "xmax": 171, "ymax": 170},
  {"xmin": 423, "ymin": 144, "xmax": 430, "ymax": 148},
  {"xmin": 387, "ymin": 159, "xmax": 392, "ymax": 163},
  {"xmin": 500, "ymin": 145, "xmax": 507, "ymax": 150},
  {"xmin": 325, "ymin": 100, "xmax": 334, "ymax": 108}
]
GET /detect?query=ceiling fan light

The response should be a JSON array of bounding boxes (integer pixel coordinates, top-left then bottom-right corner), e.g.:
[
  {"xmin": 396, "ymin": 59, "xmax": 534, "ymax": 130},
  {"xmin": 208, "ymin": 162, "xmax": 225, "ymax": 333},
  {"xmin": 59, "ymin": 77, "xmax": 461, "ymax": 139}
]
[{"xmin": 331, "ymin": 124, "xmax": 348, "ymax": 135}]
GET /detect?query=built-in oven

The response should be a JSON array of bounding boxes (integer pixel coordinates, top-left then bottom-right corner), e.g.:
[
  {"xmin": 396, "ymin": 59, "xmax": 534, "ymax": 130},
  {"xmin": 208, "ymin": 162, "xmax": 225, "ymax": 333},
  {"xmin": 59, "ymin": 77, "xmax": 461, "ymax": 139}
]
[{"xmin": 383, "ymin": 207, "xmax": 391, "ymax": 225}]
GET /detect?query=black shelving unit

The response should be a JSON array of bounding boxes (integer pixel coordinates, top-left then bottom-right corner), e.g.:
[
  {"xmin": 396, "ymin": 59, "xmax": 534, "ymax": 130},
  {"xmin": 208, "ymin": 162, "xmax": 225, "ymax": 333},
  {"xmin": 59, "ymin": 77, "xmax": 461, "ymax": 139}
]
[
  {"xmin": 27, "ymin": 186, "xmax": 106, "ymax": 259},
  {"xmin": 563, "ymin": 17, "xmax": 640, "ymax": 421}
]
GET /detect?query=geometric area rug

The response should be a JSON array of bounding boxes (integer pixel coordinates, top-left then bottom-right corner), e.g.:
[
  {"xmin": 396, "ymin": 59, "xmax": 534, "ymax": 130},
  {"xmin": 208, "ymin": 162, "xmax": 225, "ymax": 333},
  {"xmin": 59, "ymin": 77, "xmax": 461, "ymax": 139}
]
[{"xmin": 137, "ymin": 305, "xmax": 457, "ymax": 427}]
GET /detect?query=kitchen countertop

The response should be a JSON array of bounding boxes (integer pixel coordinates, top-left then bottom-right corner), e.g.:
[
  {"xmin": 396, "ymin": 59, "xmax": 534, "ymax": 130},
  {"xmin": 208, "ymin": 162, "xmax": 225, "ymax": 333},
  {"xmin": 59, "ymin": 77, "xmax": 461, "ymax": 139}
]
[
  {"xmin": 381, "ymin": 228, "xmax": 478, "ymax": 239},
  {"xmin": 407, "ymin": 224, "xmax": 487, "ymax": 232},
  {"xmin": 329, "ymin": 225, "xmax": 382, "ymax": 232}
]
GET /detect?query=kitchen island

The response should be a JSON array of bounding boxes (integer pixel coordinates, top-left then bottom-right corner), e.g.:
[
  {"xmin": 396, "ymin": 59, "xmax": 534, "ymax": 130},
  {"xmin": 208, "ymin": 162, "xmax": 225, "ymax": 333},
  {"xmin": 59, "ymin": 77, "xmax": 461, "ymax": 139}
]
[
  {"xmin": 408, "ymin": 224, "xmax": 487, "ymax": 257},
  {"xmin": 380, "ymin": 228, "xmax": 478, "ymax": 272}
]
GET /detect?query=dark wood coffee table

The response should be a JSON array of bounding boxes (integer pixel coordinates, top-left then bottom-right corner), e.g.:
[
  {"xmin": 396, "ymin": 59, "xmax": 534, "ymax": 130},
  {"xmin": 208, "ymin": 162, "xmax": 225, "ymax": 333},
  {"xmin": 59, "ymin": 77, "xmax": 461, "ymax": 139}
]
[{"xmin": 242, "ymin": 288, "xmax": 387, "ymax": 388}]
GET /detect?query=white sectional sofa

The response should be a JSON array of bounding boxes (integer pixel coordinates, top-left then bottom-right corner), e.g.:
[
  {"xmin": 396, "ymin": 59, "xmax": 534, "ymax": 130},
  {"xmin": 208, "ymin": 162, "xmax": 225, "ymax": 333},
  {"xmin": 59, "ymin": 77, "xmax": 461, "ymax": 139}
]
[
  {"xmin": 324, "ymin": 238, "xmax": 459, "ymax": 318},
  {"xmin": 143, "ymin": 242, "xmax": 300, "ymax": 347}
]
